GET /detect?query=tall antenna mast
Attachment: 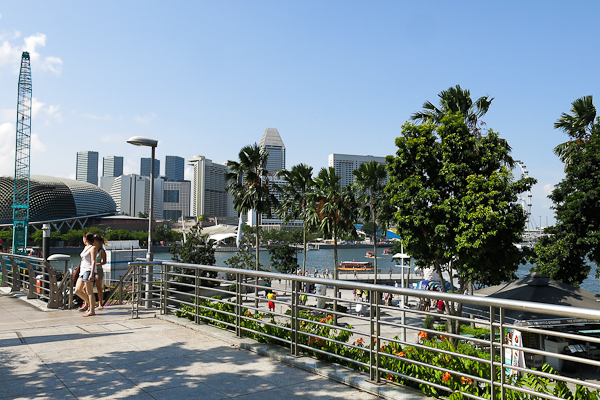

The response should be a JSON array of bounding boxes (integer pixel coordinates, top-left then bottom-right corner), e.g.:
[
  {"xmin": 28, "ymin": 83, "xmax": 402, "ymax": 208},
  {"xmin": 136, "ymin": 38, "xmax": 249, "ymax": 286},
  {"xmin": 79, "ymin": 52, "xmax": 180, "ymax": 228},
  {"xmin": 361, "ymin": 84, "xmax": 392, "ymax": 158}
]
[{"xmin": 12, "ymin": 52, "xmax": 32, "ymax": 255}]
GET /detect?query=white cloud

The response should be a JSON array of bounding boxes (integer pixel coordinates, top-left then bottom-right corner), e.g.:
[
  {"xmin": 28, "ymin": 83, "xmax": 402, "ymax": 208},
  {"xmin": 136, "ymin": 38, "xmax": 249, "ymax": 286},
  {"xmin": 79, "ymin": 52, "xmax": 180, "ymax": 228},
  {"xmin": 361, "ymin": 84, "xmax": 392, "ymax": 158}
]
[
  {"xmin": 0, "ymin": 32, "xmax": 63, "ymax": 74},
  {"xmin": 0, "ymin": 122, "xmax": 15, "ymax": 175},
  {"xmin": 123, "ymin": 158, "xmax": 138, "ymax": 175},
  {"xmin": 184, "ymin": 166, "xmax": 193, "ymax": 181},
  {"xmin": 134, "ymin": 112, "xmax": 157, "ymax": 124},
  {"xmin": 0, "ymin": 108, "xmax": 15, "ymax": 123},
  {"xmin": 543, "ymin": 183, "xmax": 554, "ymax": 196},
  {"xmin": 31, "ymin": 133, "xmax": 46, "ymax": 153},
  {"xmin": 31, "ymin": 97, "xmax": 62, "ymax": 124},
  {"xmin": 100, "ymin": 134, "xmax": 123, "ymax": 143},
  {"xmin": 82, "ymin": 112, "xmax": 112, "ymax": 121}
]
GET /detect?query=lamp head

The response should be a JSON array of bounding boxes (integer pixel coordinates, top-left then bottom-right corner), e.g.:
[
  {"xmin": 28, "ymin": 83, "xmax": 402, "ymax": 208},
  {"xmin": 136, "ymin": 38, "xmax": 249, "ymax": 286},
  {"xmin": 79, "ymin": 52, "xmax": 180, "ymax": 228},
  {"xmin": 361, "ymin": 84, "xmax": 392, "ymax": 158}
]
[{"xmin": 127, "ymin": 136, "xmax": 158, "ymax": 147}]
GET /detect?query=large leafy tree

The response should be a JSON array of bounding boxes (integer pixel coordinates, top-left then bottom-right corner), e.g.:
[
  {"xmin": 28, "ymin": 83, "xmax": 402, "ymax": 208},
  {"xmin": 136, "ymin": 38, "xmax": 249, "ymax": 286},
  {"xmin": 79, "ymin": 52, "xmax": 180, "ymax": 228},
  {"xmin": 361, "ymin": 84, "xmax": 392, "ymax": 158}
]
[
  {"xmin": 533, "ymin": 97, "xmax": 600, "ymax": 286},
  {"xmin": 267, "ymin": 243, "xmax": 300, "ymax": 274},
  {"xmin": 411, "ymin": 84, "xmax": 493, "ymax": 138},
  {"xmin": 386, "ymin": 113, "xmax": 535, "ymax": 326},
  {"xmin": 309, "ymin": 167, "xmax": 358, "ymax": 282},
  {"xmin": 352, "ymin": 160, "xmax": 388, "ymax": 284},
  {"xmin": 226, "ymin": 144, "xmax": 278, "ymax": 308},
  {"xmin": 170, "ymin": 224, "xmax": 218, "ymax": 287},
  {"xmin": 276, "ymin": 163, "xmax": 315, "ymax": 276},
  {"xmin": 553, "ymin": 95, "xmax": 599, "ymax": 167}
]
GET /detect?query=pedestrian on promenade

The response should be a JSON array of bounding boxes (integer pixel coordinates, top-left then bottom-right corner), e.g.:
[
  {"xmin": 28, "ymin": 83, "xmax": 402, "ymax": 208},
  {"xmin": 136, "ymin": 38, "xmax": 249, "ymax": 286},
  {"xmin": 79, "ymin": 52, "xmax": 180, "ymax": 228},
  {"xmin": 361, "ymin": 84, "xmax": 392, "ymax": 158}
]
[
  {"xmin": 94, "ymin": 234, "xmax": 109, "ymax": 309},
  {"xmin": 356, "ymin": 294, "xmax": 364, "ymax": 316},
  {"xmin": 267, "ymin": 291, "xmax": 276, "ymax": 312},
  {"xmin": 74, "ymin": 232, "xmax": 97, "ymax": 317}
]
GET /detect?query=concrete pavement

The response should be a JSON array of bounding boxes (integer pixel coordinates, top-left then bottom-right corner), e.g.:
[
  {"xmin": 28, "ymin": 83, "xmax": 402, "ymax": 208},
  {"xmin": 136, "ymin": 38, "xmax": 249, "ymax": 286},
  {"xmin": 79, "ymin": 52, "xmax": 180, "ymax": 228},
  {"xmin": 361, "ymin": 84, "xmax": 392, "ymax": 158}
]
[{"xmin": 0, "ymin": 289, "xmax": 425, "ymax": 400}]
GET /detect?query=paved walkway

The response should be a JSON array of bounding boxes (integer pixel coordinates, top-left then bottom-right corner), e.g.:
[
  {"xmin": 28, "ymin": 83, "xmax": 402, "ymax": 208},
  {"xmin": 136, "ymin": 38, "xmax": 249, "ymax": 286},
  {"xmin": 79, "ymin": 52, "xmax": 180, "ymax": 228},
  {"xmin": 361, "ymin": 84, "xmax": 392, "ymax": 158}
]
[{"xmin": 0, "ymin": 290, "xmax": 424, "ymax": 400}]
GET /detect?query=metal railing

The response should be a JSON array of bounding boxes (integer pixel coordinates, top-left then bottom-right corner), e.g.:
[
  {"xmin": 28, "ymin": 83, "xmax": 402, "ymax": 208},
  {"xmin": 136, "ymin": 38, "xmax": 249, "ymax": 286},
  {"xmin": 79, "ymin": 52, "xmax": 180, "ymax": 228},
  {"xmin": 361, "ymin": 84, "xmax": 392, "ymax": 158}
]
[
  {"xmin": 0, "ymin": 253, "xmax": 65, "ymax": 308},
  {"xmin": 135, "ymin": 261, "xmax": 600, "ymax": 399}
]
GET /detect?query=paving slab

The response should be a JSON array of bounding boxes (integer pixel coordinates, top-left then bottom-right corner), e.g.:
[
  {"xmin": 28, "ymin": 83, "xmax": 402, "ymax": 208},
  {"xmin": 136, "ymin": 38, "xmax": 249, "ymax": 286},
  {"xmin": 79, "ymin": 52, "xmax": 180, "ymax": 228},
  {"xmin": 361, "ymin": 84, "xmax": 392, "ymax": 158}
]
[{"xmin": 0, "ymin": 290, "xmax": 427, "ymax": 400}]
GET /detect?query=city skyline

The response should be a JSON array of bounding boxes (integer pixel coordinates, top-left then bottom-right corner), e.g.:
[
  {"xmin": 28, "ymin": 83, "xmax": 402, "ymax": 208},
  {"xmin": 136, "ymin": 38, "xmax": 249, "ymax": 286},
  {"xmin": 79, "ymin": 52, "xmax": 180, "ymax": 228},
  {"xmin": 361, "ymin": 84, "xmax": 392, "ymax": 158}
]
[{"xmin": 1, "ymin": 2, "xmax": 599, "ymax": 225}]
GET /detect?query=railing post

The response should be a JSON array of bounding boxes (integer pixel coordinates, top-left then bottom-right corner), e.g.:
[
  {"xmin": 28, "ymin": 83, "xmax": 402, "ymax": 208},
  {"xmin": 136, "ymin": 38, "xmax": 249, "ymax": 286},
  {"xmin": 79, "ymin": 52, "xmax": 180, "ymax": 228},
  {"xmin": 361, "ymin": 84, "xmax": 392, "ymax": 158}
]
[
  {"xmin": 163, "ymin": 263, "xmax": 169, "ymax": 315},
  {"xmin": 236, "ymin": 273, "xmax": 242, "ymax": 337},
  {"xmin": 145, "ymin": 261, "xmax": 152, "ymax": 309},
  {"xmin": 44, "ymin": 261, "xmax": 59, "ymax": 309},
  {"xmin": 131, "ymin": 264, "xmax": 139, "ymax": 319},
  {"xmin": 500, "ymin": 307, "xmax": 506, "ymax": 400},
  {"xmin": 375, "ymin": 289, "xmax": 381, "ymax": 383},
  {"xmin": 489, "ymin": 305, "xmax": 496, "ymax": 400},
  {"xmin": 369, "ymin": 289, "xmax": 376, "ymax": 381},
  {"xmin": 24, "ymin": 260, "xmax": 36, "ymax": 299},
  {"xmin": 291, "ymin": 279, "xmax": 299, "ymax": 356},
  {"xmin": 9, "ymin": 256, "xmax": 20, "ymax": 293},
  {"xmin": 0, "ymin": 257, "xmax": 8, "ymax": 287},
  {"xmin": 195, "ymin": 267, "xmax": 200, "ymax": 325}
]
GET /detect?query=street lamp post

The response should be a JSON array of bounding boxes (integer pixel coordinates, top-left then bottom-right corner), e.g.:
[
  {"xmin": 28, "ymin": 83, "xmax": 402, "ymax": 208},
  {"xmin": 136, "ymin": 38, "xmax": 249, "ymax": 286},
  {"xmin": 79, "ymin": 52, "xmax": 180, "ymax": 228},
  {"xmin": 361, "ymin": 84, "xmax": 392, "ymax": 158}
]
[{"xmin": 127, "ymin": 136, "xmax": 158, "ymax": 309}]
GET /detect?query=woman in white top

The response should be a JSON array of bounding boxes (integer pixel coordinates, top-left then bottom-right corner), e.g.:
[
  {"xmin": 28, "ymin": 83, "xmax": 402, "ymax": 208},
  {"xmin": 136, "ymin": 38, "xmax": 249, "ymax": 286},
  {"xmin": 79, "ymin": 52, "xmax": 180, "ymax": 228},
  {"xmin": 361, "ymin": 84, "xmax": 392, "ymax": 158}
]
[{"xmin": 74, "ymin": 232, "xmax": 98, "ymax": 317}]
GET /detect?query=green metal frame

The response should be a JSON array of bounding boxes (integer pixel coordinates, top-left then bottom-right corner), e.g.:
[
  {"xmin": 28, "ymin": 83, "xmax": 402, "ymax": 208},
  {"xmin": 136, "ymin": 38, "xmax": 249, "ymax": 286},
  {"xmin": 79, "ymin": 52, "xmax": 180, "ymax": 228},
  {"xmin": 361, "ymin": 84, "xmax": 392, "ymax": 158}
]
[{"xmin": 12, "ymin": 52, "xmax": 32, "ymax": 255}]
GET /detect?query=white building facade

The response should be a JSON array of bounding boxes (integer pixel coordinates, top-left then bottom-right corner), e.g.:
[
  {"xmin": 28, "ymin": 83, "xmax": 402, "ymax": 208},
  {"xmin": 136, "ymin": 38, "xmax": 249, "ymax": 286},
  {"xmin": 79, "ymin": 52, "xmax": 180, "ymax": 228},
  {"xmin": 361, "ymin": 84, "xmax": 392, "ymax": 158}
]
[
  {"xmin": 328, "ymin": 153, "xmax": 387, "ymax": 188},
  {"xmin": 100, "ymin": 174, "xmax": 164, "ymax": 219},
  {"xmin": 187, "ymin": 155, "xmax": 234, "ymax": 220},
  {"xmin": 163, "ymin": 180, "xmax": 191, "ymax": 221}
]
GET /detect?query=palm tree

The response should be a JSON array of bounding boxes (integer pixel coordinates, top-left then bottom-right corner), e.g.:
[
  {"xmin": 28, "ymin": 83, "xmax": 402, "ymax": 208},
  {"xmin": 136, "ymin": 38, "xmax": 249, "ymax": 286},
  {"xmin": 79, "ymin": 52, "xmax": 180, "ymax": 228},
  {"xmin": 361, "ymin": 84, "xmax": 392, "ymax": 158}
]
[
  {"xmin": 225, "ymin": 144, "xmax": 278, "ymax": 309},
  {"xmin": 411, "ymin": 84, "xmax": 493, "ymax": 138},
  {"xmin": 310, "ymin": 167, "xmax": 357, "ymax": 294},
  {"xmin": 276, "ymin": 164, "xmax": 314, "ymax": 277},
  {"xmin": 352, "ymin": 161, "xmax": 387, "ymax": 284},
  {"xmin": 554, "ymin": 95, "xmax": 598, "ymax": 167}
]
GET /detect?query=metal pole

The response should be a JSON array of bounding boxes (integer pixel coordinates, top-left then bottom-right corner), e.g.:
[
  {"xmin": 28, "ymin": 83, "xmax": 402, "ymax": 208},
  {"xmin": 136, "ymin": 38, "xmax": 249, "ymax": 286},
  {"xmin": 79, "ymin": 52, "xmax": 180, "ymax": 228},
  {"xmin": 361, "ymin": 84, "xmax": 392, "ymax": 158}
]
[
  {"xmin": 42, "ymin": 224, "xmax": 50, "ymax": 260},
  {"xmin": 145, "ymin": 147, "xmax": 155, "ymax": 308}
]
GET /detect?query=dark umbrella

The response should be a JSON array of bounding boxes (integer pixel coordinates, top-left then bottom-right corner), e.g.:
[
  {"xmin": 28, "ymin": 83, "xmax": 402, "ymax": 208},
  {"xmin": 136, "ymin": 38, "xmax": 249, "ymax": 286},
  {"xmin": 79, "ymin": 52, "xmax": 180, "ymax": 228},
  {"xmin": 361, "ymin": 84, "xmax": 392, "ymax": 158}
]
[{"xmin": 464, "ymin": 273, "xmax": 600, "ymax": 327}]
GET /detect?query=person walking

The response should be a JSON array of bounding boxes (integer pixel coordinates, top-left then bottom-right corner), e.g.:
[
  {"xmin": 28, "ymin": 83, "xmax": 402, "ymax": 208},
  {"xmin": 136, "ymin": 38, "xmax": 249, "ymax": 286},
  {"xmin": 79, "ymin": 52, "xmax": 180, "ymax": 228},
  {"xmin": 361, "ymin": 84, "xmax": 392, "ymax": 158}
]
[
  {"xmin": 74, "ymin": 232, "xmax": 98, "ymax": 317},
  {"xmin": 94, "ymin": 234, "xmax": 109, "ymax": 309}
]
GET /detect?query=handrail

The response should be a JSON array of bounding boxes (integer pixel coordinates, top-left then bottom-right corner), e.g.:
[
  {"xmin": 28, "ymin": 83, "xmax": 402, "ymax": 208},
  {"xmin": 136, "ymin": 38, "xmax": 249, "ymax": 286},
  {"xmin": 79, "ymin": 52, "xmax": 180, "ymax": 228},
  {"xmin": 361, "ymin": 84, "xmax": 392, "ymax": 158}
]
[
  {"xmin": 103, "ymin": 263, "xmax": 136, "ymax": 306},
  {"xmin": 129, "ymin": 260, "xmax": 600, "ymax": 399}
]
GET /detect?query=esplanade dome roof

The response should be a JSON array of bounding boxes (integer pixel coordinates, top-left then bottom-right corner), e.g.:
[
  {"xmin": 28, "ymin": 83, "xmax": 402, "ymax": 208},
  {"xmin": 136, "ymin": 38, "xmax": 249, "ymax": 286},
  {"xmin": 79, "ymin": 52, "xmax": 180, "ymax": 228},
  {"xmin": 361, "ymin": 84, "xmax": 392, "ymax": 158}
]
[{"xmin": 0, "ymin": 175, "xmax": 116, "ymax": 224}]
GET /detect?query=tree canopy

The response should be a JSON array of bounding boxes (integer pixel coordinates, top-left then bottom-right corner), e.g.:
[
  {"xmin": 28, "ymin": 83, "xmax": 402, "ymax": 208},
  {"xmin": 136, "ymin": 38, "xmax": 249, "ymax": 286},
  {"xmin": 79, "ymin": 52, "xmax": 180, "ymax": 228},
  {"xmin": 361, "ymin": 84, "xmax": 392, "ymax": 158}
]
[
  {"xmin": 386, "ymin": 113, "xmax": 536, "ymax": 300},
  {"xmin": 533, "ymin": 96, "xmax": 600, "ymax": 286}
]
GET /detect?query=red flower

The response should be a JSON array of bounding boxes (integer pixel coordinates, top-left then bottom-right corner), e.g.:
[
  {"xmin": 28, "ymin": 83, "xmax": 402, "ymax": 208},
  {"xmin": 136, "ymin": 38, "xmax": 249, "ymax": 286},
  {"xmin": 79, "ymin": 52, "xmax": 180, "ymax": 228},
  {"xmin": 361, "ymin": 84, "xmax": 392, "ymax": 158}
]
[
  {"xmin": 460, "ymin": 377, "xmax": 473, "ymax": 385},
  {"xmin": 387, "ymin": 375, "xmax": 393, "ymax": 381},
  {"xmin": 398, "ymin": 351, "xmax": 406, "ymax": 358},
  {"xmin": 442, "ymin": 372, "xmax": 451, "ymax": 383},
  {"xmin": 418, "ymin": 331, "xmax": 428, "ymax": 340},
  {"xmin": 320, "ymin": 318, "xmax": 326, "ymax": 323}
]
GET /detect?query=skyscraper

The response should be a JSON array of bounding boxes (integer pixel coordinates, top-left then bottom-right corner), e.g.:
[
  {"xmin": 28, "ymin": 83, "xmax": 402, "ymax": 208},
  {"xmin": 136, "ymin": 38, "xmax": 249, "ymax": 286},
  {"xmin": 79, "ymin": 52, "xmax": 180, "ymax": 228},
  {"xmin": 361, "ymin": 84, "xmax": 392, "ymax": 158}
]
[
  {"xmin": 76, "ymin": 151, "xmax": 99, "ymax": 185},
  {"xmin": 140, "ymin": 158, "xmax": 160, "ymax": 178},
  {"xmin": 328, "ymin": 153, "xmax": 387, "ymax": 188},
  {"xmin": 259, "ymin": 128, "xmax": 285, "ymax": 174},
  {"xmin": 165, "ymin": 155, "xmax": 184, "ymax": 181},
  {"xmin": 103, "ymin": 156, "xmax": 123, "ymax": 177},
  {"xmin": 187, "ymin": 155, "xmax": 233, "ymax": 219},
  {"xmin": 100, "ymin": 174, "xmax": 164, "ymax": 219}
]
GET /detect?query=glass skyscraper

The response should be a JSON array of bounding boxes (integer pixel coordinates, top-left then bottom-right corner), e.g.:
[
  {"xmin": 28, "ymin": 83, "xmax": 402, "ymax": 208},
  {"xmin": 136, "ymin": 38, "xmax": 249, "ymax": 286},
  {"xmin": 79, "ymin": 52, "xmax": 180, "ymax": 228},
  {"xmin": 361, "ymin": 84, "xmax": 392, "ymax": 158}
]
[
  {"xmin": 76, "ymin": 151, "xmax": 99, "ymax": 185},
  {"xmin": 103, "ymin": 156, "xmax": 123, "ymax": 177},
  {"xmin": 259, "ymin": 128, "xmax": 285, "ymax": 174},
  {"xmin": 165, "ymin": 155, "xmax": 184, "ymax": 181},
  {"xmin": 140, "ymin": 158, "xmax": 160, "ymax": 177}
]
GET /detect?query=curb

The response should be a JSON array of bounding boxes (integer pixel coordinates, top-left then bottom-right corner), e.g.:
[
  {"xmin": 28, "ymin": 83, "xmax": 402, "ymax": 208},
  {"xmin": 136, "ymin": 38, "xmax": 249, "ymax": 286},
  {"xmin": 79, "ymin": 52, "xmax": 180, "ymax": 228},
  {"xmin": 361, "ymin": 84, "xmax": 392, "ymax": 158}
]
[{"xmin": 157, "ymin": 313, "xmax": 427, "ymax": 400}]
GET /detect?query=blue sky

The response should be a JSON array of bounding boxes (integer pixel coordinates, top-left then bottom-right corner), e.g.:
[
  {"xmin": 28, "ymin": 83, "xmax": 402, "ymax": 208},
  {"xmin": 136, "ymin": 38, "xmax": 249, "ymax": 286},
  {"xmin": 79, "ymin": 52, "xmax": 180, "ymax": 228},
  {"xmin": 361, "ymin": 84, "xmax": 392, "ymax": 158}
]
[{"xmin": 1, "ymin": 1, "xmax": 599, "ymax": 227}]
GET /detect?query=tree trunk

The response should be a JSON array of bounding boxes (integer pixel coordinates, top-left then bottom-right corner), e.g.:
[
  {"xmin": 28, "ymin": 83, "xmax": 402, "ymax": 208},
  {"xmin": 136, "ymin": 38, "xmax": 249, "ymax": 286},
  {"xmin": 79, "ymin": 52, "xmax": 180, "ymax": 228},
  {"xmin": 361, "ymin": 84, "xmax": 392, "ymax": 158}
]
[
  {"xmin": 333, "ymin": 226, "xmax": 339, "ymax": 325},
  {"xmin": 302, "ymin": 226, "xmax": 307, "ymax": 276},
  {"xmin": 372, "ymin": 202, "xmax": 378, "ymax": 285},
  {"xmin": 255, "ymin": 221, "xmax": 259, "ymax": 311}
]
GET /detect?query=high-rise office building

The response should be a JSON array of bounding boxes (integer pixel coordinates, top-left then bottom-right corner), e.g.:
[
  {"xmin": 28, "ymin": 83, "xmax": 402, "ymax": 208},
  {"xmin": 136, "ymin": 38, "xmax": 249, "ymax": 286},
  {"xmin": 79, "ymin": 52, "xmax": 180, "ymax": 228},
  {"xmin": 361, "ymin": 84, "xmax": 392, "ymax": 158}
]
[
  {"xmin": 140, "ymin": 158, "xmax": 160, "ymax": 178},
  {"xmin": 100, "ymin": 174, "xmax": 164, "ymax": 219},
  {"xmin": 103, "ymin": 156, "xmax": 123, "ymax": 177},
  {"xmin": 163, "ymin": 180, "xmax": 191, "ymax": 221},
  {"xmin": 328, "ymin": 153, "xmax": 387, "ymax": 188},
  {"xmin": 76, "ymin": 151, "xmax": 99, "ymax": 185},
  {"xmin": 259, "ymin": 128, "xmax": 285, "ymax": 174},
  {"xmin": 164, "ymin": 155, "xmax": 184, "ymax": 181},
  {"xmin": 188, "ymin": 155, "xmax": 233, "ymax": 220}
]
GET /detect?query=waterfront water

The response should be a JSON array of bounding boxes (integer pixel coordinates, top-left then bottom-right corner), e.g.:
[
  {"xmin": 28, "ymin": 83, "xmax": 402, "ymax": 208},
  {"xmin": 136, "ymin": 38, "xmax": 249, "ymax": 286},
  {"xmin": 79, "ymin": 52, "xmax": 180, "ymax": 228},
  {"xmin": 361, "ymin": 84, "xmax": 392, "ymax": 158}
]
[{"xmin": 60, "ymin": 247, "xmax": 600, "ymax": 293}]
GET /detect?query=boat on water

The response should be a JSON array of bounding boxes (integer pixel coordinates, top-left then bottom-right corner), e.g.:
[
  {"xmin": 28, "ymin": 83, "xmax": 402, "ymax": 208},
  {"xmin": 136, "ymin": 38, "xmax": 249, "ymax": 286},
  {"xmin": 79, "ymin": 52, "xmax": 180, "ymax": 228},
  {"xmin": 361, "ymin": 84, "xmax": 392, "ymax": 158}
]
[
  {"xmin": 339, "ymin": 261, "xmax": 373, "ymax": 271},
  {"xmin": 366, "ymin": 251, "xmax": 375, "ymax": 258},
  {"xmin": 382, "ymin": 249, "xmax": 392, "ymax": 255}
]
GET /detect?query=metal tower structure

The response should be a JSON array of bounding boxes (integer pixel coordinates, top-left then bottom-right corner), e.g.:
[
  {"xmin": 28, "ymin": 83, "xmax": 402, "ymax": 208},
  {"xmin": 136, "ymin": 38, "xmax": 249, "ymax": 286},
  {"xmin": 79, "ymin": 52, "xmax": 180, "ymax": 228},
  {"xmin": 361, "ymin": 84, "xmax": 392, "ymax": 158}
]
[{"xmin": 12, "ymin": 52, "xmax": 32, "ymax": 255}]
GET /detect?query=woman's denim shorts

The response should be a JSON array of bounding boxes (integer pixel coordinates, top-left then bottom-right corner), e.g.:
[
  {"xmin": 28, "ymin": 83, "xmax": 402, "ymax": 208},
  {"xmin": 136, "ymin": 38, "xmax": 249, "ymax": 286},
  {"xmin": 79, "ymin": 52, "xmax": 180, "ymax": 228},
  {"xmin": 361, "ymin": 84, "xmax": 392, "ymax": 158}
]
[{"xmin": 81, "ymin": 271, "xmax": 95, "ymax": 282}]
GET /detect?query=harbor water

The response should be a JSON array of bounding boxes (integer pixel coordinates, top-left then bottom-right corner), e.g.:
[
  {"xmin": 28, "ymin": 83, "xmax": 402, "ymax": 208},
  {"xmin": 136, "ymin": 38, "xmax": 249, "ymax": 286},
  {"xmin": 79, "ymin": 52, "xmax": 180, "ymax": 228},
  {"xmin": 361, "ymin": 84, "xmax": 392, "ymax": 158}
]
[{"xmin": 56, "ymin": 246, "xmax": 600, "ymax": 294}]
